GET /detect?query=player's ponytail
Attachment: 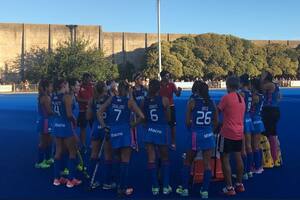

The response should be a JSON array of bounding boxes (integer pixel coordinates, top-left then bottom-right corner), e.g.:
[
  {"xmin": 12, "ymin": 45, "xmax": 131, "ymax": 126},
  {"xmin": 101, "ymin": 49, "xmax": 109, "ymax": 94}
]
[
  {"xmin": 148, "ymin": 79, "xmax": 160, "ymax": 97},
  {"xmin": 94, "ymin": 81, "xmax": 106, "ymax": 99},
  {"xmin": 53, "ymin": 79, "xmax": 66, "ymax": 93},
  {"xmin": 251, "ymin": 78, "xmax": 263, "ymax": 94},
  {"xmin": 118, "ymin": 80, "xmax": 129, "ymax": 96},
  {"xmin": 199, "ymin": 81, "xmax": 211, "ymax": 106},
  {"xmin": 38, "ymin": 79, "xmax": 50, "ymax": 95}
]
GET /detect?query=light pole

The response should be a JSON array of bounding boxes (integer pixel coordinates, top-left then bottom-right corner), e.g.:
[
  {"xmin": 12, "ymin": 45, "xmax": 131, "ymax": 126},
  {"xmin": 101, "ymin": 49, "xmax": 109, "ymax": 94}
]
[{"xmin": 157, "ymin": 0, "xmax": 162, "ymax": 79}]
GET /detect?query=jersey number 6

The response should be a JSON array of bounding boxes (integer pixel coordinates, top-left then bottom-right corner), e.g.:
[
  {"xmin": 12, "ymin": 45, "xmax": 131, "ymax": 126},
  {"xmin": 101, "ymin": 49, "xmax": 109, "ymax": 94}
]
[{"xmin": 150, "ymin": 109, "xmax": 159, "ymax": 122}]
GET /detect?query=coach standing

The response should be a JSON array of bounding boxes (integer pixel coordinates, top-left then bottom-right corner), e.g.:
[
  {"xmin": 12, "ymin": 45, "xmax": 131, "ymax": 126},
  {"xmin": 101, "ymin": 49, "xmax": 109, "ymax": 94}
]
[
  {"xmin": 159, "ymin": 70, "xmax": 182, "ymax": 149},
  {"xmin": 218, "ymin": 76, "xmax": 245, "ymax": 196},
  {"xmin": 77, "ymin": 73, "xmax": 93, "ymax": 152}
]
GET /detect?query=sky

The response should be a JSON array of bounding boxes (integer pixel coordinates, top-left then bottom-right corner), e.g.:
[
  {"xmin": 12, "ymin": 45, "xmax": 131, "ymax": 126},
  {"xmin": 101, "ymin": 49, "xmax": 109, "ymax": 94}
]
[{"xmin": 0, "ymin": 0, "xmax": 300, "ymax": 40}]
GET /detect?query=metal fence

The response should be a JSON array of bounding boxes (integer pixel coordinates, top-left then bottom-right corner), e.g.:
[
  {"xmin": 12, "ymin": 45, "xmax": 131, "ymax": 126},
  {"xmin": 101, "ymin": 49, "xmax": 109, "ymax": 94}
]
[
  {"xmin": 13, "ymin": 83, "xmax": 38, "ymax": 92},
  {"xmin": 0, "ymin": 80, "xmax": 295, "ymax": 93}
]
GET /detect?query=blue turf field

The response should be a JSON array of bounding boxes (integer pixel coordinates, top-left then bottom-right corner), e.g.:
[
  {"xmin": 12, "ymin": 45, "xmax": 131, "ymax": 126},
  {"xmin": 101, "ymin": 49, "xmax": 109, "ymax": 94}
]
[{"xmin": 0, "ymin": 89, "xmax": 299, "ymax": 200}]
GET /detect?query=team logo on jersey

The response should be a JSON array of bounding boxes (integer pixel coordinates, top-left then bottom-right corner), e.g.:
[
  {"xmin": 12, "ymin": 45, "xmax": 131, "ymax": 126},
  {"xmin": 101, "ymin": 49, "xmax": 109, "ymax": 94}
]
[
  {"xmin": 148, "ymin": 128, "xmax": 162, "ymax": 134},
  {"xmin": 203, "ymin": 132, "xmax": 213, "ymax": 138},
  {"xmin": 54, "ymin": 123, "xmax": 66, "ymax": 128},
  {"xmin": 111, "ymin": 132, "xmax": 123, "ymax": 137},
  {"xmin": 202, "ymin": 106, "xmax": 209, "ymax": 111}
]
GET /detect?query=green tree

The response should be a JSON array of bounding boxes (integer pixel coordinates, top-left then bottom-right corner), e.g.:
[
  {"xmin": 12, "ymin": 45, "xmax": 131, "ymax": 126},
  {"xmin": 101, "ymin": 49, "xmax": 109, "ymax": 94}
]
[{"xmin": 11, "ymin": 38, "xmax": 119, "ymax": 83}]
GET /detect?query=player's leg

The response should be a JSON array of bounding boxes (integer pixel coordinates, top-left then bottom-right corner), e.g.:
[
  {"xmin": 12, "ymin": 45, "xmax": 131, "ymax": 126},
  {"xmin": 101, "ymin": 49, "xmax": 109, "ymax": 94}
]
[
  {"xmin": 245, "ymin": 133, "xmax": 253, "ymax": 177},
  {"xmin": 53, "ymin": 137, "xmax": 67, "ymax": 186},
  {"xmin": 145, "ymin": 143, "xmax": 159, "ymax": 195},
  {"xmin": 176, "ymin": 150, "xmax": 196, "ymax": 197},
  {"xmin": 220, "ymin": 137, "xmax": 236, "ymax": 196},
  {"xmin": 88, "ymin": 138, "xmax": 100, "ymax": 182},
  {"xmin": 159, "ymin": 145, "xmax": 172, "ymax": 195},
  {"xmin": 102, "ymin": 140, "xmax": 115, "ymax": 189},
  {"xmin": 169, "ymin": 105, "xmax": 176, "ymax": 149},
  {"xmin": 65, "ymin": 136, "xmax": 82, "ymax": 188},
  {"xmin": 252, "ymin": 133, "xmax": 263, "ymax": 172},
  {"xmin": 45, "ymin": 133, "xmax": 54, "ymax": 165},
  {"xmin": 118, "ymin": 147, "xmax": 133, "ymax": 196},
  {"xmin": 78, "ymin": 112, "xmax": 87, "ymax": 152},
  {"xmin": 199, "ymin": 149, "xmax": 213, "ymax": 198}
]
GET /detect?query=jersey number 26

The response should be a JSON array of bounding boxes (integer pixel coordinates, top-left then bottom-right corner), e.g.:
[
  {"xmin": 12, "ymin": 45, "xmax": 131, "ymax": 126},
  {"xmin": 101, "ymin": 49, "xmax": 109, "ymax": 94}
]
[{"xmin": 196, "ymin": 111, "xmax": 212, "ymax": 125}]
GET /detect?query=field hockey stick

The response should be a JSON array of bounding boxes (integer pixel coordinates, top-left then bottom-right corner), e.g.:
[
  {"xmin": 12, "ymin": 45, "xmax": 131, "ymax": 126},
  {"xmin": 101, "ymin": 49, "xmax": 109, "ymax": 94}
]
[
  {"xmin": 88, "ymin": 128, "xmax": 109, "ymax": 190},
  {"xmin": 77, "ymin": 150, "xmax": 90, "ymax": 179},
  {"xmin": 213, "ymin": 134, "xmax": 218, "ymax": 179},
  {"xmin": 70, "ymin": 120, "xmax": 90, "ymax": 178}
]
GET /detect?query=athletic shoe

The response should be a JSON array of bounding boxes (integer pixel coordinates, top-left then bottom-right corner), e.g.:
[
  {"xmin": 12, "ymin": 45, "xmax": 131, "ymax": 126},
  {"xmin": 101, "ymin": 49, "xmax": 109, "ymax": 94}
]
[
  {"xmin": 35, "ymin": 160, "xmax": 50, "ymax": 169},
  {"xmin": 274, "ymin": 159, "xmax": 281, "ymax": 167},
  {"xmin": 176, "ymin": 185, "xmax": 183, "ymax": 194},
  {"xmin": 53, "ymin": 178, "xmax": 61, "ymax": 186},
  {"xmin": 254, "ymin": 167, "xmax": 264, "ymax": 174},
  {"xmin": 102, "ymin": 182, "xmax": 117, "ymax": 190},
  {"xmin": 53, "ymin": 177, "xmax": 68, "ymax": 186},
  {"xmin": 77, "ymin": 164, "xmax": 84, "ymax": 171},
  {"xmin": 117, "ymin": 187, "xmax": 134, "ymax": 197},
  {"xmin": 248, "ymin": 171, "xmax": 253, "ymax": 178},
  {"xmin": 66, "ymin": 178, "xmax": 82, "ymax": 188},
  {"xmin": 221, "ymin": 186, "xmax": 236, "ymax": 196},
  {"xmin": 90, "ymin": 181, "xmax": 100, "ymax": 189},
  {"xmin": 235, "ymin": 183, "xmax": 245, "ymax": 193},
  {"xmin": 152, "ymin": 187, "xmax": 160, "ymax": 195},
  {"xmin": 46, "ymin": 158, "xmax": 54, "ymax": 165},
  {"xmin": 232, "ymin": 173, "xmax": 248, "ymax": 180},
  {"xmin": 163, "ymin": 185, "xmax": 172, "ymax": 195},
  {"xmin": 61, "ymin": 168, "xmax": 69, "ymax": 176},
  {"xmin": 200, "ymin": 190, "xmax": 209, "ymax": 199},
  {"xmin": 176, "ymin": 186, "xmax": 188, "ymax": 197}
]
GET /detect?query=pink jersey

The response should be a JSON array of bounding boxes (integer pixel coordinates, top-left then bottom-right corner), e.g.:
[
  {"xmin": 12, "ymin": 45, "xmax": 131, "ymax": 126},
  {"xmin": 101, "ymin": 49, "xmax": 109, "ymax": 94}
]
[{"xmin": 218, "ymin": 92, "xmax": 245, "ymax": 140}]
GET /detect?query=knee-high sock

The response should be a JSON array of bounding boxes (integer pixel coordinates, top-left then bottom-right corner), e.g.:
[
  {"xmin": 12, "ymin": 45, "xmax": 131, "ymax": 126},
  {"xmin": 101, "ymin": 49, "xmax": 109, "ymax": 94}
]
[
  {"xmin": 61, "ymin": 153, "xmax": 69, "ymax": 171},
  {"xmin": 148, "ymin": 162, "xmax": 159, "ymax": 188},
  {"xmin": 119, "ymin": 162, "xmax": 129, "ymax": 190},
  {"xmin": 268, "ymin": 136, "xmax": 278, "ymax": 162},
  {"xmin": 246, "ymin": 152, "xmax": 253, "ymax": 172},
  {"xmin": 242, "ymin": 155, "xmax": 247, "ymax": 173},
  {"xmin": 162, "ymin": 161, "xmax": 170, "ymax": 188},
  {"xmin": 37, "ymin": 147, "xmax": 45, "ymax": 163},
  {"xmin": 202, "ymin": 170, "xmax": 212, "ymax": 191},
  {"xmin": 103, "ymin": 160, "xmax": 113, "ymax": 184},
  {"xmin": 259, "ymin": 149, "xmax": 263, "ymax": 167},
  {"xmin": 54, "ymin": 159, "xmax": 62, "ymax": 179},
  {"xmin": 181, "ymin": 164, "xmax": 191, "ymax": 189},
  {"xmin": 68, "ymin": 158, "xmax": 77, "ymax": 180},
  {"xmin": 88, "ymin": 158, "xmax": 97, "ymax": 178},
  {"xmin": 113, "ymin": 159, "xmax": 120, "ymax": 184},
  {"xmin": 45, "ymin": 145, "xmax": 52, "ymax": 160},
  {"xmin": 253, "ymin": 150, "xmax": 261, "ymax": 169}
]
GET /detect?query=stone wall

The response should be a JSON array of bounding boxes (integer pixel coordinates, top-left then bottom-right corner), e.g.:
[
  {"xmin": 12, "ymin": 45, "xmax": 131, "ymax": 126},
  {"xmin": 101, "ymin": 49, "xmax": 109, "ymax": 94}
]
[{"xmin": 0, "ymin": 22, "xmax": 299, "ymax": 79}]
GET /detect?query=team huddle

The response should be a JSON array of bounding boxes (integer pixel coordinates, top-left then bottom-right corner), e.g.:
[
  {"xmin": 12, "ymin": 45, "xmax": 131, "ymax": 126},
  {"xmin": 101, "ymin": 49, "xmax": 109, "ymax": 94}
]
[{"xmin": 35, "ymin": 70, "xmax": 281, "ymax": 198}]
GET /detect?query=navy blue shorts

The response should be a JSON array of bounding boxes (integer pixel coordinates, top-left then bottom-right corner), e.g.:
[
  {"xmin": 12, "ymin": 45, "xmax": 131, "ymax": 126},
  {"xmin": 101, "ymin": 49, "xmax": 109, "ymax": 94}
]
[
  {"xmin": 91, "ymin": 120, "xmax": 105, "ymax": 140},
  {"xmin": 188, "ymin": 128, "xmax": 216, "ymax": 151},
  {"xmin": 252, "ymin": 115, "xmax": 265, "ymax": 134},
  {"xmin": 52, "ymin": 118, "xmax": 74, "ymax": 138},
  {"xmin": 143, "ymin": 124, "xmax": 170, "ymax": 145},
  {"xmin": 109, "ymin": 124, "xmax": 133, "ymax": 149}
]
